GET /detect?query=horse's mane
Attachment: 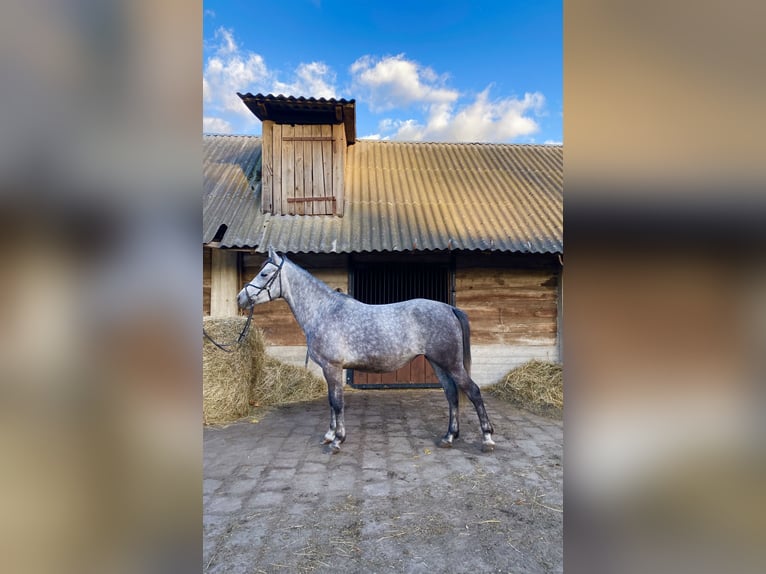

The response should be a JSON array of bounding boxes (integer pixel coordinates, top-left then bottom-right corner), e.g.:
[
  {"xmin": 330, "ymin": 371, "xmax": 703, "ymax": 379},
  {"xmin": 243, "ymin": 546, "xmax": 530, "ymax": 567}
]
[{"xmin": 283, "ymin": 255, "xmax": 336, "ymax": 296}]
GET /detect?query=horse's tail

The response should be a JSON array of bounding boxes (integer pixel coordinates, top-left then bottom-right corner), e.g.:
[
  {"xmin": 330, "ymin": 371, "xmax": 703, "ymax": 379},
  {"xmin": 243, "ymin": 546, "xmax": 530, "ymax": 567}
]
[{"xmin": 451, "ymin": 307, "xmax": 472, "ymax": 376}]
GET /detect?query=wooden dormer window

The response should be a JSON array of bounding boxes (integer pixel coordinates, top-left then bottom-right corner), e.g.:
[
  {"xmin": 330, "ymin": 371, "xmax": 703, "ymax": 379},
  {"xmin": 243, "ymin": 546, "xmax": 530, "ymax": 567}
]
[{"xmin": 238, "ymin": 93, "xmax": 356, "ymax": 217}]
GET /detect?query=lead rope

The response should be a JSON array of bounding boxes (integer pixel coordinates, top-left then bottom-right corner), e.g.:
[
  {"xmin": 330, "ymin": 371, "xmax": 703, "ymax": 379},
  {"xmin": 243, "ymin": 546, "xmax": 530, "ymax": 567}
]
[{"xmin": 203, "ymin": 304, "xmax": 255, "ymax": 352}]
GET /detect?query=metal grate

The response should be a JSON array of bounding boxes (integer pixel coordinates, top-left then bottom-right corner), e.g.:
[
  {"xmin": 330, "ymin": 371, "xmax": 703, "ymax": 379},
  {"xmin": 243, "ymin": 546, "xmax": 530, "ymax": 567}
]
[
  {"xmin": 353, "ymin": 262, "xmax": 451, "ymax": 305},
  {"xmin": 349, "ymin": 262, "xmax": 452, "ymax": 389}
]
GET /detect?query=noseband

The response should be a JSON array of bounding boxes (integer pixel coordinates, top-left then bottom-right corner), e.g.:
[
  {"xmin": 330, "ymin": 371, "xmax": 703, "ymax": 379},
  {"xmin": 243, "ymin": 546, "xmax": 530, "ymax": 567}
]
[{"xmin": 244, "ymin": 257, "xmax": 284, "ymax": 303}]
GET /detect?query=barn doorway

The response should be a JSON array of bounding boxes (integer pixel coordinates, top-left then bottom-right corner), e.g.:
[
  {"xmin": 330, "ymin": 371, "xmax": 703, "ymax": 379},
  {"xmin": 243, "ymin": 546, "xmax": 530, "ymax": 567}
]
[{"xmin": 347, "ymin": 259, "xmax": 453, "ymax": 389}]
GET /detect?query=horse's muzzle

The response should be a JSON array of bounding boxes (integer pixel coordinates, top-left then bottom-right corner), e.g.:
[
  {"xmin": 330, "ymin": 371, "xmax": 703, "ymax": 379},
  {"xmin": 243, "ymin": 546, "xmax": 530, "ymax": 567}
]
[{"xmin": 237, "ymin": 290, "xmax": 253, "ymax": 309}]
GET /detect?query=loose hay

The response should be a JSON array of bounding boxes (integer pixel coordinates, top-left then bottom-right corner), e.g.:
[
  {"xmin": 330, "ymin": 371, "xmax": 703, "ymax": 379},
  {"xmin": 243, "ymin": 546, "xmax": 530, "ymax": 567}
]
[
  {"xmin": 486, "ymin": 360, "xmax": 563, "ymax": 418},
  {"xmin": 253, "ymin": 356, "xmax": 327, "ymax": 407},
  {"xmin": 203, "ymin": 317, "xmax": 264, "ymax": 424}
]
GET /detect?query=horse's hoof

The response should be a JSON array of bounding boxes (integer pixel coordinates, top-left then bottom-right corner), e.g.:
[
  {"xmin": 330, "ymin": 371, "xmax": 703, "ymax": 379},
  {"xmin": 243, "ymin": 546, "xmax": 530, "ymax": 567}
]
[
  {"xmin": 481, "ymin": 441, "xmax": 496, "ymax": 453},
  {"xmin": 322, "ymin": 437, "xmax": 333, "ymax": 445},
  {"xmin": 330, "ymin": 443, "xmax": 341, "ymax": 454},
  {"xmin": 438, "ymin": 438, "xmax": 453, "ymax": 448}
]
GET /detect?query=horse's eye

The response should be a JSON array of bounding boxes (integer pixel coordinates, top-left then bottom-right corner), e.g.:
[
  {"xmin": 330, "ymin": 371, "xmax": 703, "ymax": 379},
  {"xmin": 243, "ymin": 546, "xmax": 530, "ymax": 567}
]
[{"xmin": 260, "ymin": 271, "xmax": 269, "ymax": 277}]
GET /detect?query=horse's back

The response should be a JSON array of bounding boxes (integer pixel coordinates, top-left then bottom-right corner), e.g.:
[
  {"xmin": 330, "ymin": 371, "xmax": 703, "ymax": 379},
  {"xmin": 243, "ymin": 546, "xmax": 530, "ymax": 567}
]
[{"xmin": 315, "ymin": 296, "xmax": 462, "ymax": 371}]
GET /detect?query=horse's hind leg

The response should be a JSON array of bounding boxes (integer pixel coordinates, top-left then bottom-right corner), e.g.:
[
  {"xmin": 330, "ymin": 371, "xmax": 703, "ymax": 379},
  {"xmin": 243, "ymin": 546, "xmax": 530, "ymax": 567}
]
[
  {"xmin": 429, "ymin": 360, "xmax": 460, "ymax": 447},
  {"xmin": 321, "ymin": 364, "xmax": 346, "ymax": 453},
  {"xmin": 453, "ymin": 369, "xmax": 495, "ymax": 452}
]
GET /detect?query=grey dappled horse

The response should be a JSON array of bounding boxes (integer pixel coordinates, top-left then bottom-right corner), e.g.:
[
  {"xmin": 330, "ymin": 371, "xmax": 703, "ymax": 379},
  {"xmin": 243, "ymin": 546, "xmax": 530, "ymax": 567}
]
[{"xmin": 237, "ymin": 247, "xmax": 495, "ymax": 453}]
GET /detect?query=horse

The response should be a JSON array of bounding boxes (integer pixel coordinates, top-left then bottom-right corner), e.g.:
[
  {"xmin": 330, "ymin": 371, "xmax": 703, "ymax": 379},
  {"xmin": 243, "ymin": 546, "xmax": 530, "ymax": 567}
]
[{"xmin": 237, "ymin": 246, "xmax": 495, "ymax": 453}]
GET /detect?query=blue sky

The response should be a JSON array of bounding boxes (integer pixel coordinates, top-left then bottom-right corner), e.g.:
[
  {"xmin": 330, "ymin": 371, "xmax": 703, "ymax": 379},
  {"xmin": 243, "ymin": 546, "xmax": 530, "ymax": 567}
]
[{"xmin": 203, "ymin": 1, "xmax": 561, "ymax": 144}]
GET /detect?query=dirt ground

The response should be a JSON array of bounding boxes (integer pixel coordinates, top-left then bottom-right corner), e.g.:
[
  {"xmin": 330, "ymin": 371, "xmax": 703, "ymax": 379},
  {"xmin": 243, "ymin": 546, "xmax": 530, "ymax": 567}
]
[{"xmin": 204, "ymin": 389, "xmax": 562, "ymax": 573}]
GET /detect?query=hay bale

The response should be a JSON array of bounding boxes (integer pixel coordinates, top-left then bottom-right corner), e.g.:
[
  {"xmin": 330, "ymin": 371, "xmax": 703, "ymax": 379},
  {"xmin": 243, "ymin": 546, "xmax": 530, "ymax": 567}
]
[
  {"xmin": 247, "ymin": 328, "xmax": 266, "ymax": 407},
  {"xmin": 486, "ymin": 360, "xmax": 563, "ymax": 418},
  {"xmin": 251, "ymin": 356, "xmax": 327, "ymax": 407},
  {"xmin": 203, "ymin": 317, "xmax": 264, "ymax": 424}
]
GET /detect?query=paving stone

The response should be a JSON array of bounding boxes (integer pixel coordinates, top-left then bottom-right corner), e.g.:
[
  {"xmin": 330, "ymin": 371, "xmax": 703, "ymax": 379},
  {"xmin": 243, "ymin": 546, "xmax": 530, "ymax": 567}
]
[{"xmin": 204, "ymin": 389, "xmax": 562, "ymax": 573}]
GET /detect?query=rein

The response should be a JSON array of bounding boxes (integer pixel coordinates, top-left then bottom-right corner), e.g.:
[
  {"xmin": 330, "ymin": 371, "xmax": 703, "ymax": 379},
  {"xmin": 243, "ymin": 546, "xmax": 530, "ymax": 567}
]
[
  {"xmin": 202, "ymin": 257, "xmax": 285, "ymax": 353},
  {"xmin": 203, "ymin": 304, "xmax": 255, "ymax": 352}
]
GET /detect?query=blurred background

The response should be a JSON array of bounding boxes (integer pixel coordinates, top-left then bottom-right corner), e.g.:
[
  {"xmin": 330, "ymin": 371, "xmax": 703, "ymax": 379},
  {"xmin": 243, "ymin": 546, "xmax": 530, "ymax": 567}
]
[
  {"xmin": 0, "ymin": 1, "xmax": 201, "ymax": 573},
  {"xmin": 565, "ymin": 1, "xmax": 766, "ymax": 573},
  {"xmin": 0, "ymin": 1, "xmax": 763, "ymax": 572}
]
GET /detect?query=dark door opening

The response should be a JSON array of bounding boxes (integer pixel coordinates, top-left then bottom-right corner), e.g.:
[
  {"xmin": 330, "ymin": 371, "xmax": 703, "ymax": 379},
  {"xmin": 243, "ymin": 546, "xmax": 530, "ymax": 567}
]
[{"xmin": 347, "ymin": 261, "xmax": 453, "ymax": 389}]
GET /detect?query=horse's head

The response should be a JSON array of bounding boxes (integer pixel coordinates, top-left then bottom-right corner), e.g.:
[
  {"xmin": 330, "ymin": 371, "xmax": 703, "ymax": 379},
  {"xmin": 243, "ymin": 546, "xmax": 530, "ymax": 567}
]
[{"xmin": 237, "ymin": 246, "xmax": 285, "ymax": 309}]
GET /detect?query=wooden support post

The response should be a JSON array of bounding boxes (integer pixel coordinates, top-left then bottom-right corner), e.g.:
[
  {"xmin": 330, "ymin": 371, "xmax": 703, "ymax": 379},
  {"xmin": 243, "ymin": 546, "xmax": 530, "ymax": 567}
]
[{"xmin": 210, "ymin": 249, "xmax": 240, "ymax": 317}]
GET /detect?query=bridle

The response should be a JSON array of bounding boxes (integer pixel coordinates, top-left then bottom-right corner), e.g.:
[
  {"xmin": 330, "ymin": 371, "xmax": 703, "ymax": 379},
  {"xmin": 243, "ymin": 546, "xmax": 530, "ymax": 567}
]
[
  {"xmin": 202, "ymin": 257, "xmax": 285, "ymax": 352},
  {"xmin": 242, "ymin": 257, "xmax": 285, "ymax": 304}
]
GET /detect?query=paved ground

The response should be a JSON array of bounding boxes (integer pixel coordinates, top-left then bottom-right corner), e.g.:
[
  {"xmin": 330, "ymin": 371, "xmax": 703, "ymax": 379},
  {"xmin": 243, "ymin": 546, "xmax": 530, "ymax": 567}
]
[{"xmin": 204, "ymin": 389, "xmax": 563, "ymax": 573}]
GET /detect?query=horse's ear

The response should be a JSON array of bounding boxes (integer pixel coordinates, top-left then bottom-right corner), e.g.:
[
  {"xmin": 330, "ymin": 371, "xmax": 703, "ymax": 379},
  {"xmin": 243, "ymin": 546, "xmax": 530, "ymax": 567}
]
[{"xmin": 267, "ymin": 245, "xmax": 283, "ymax": 264}]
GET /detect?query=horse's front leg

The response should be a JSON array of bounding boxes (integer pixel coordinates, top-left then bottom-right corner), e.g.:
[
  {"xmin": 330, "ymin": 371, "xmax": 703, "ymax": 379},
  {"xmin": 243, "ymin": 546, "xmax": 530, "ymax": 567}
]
[
  {"xmin": 322, "ymin": 409, "xmax": 337, "ymax": 445},
  {"xmin": 321, "ymin": 365, "xmax": 346, "ymax": 453}
]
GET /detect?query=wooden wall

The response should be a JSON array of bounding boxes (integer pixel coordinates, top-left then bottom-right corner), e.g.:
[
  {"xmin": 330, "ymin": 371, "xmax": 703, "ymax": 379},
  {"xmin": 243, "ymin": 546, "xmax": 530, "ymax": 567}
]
[
  {"xmin": 261, "ymin": 121, "xmax": 346, "ymax": 216},
  {"xmin": 203, "ymin": 247, "xmax": 211, "ymax": 315},
  {"xmin": 204, "ymin": 249, "xmax": 560, "ymax": 346},
  {"xmin": 455, "ymin": 266, "xmax": 559, "ymax": 347},
  {"xmin": 203, "ymin": 249, "xmax": 561, "ymax": 382}
]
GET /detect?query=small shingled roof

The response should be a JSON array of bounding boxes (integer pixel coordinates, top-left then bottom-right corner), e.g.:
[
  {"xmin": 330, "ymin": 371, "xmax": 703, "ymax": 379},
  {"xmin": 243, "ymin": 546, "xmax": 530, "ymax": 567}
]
[{"xmin": 203, "ymin": 134, "xmax": 562, "ymax": 254}]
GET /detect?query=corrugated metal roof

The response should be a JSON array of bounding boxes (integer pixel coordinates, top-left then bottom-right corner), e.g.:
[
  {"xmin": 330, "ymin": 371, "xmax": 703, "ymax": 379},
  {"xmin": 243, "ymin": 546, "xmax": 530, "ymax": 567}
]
[{"xmin": 203, "ymin": 134, "xmax": 562, "ymax": 254}]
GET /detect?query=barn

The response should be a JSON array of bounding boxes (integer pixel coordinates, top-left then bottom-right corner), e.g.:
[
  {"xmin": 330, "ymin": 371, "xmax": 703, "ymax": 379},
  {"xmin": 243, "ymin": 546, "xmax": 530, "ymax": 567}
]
[{"xmin": 203, "ymin": 94, "xmax": 562, "ymax": 388}]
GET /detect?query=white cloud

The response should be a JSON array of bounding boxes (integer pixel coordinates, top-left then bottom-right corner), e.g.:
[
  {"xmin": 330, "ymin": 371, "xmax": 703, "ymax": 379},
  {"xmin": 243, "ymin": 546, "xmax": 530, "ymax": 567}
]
[
  {"xmin": 215, "ymin": 27, "xmax": 238, "ymax": 55},
  {"xmin": 203, "ymin": 116, "xmax": 233, "ymax": 134},
  {"xmin": 202, "ymin": 27, "xmax": 339, "ymax": 133},
  {"xmin": 352, "ymin": 54, "xmax": 546, "ymax": 143},
  {"xmin": 203, "ymin": 27, "xmax": 271, "ymax": 122},
  {"xmin": 350, "ymin": 54, "xmax": 458, "ymax": 112},
  {"xmin": 544, "ymin": 139, "xmax": 563, "ymax": 145},
  {"xmin": 376, "ymin": 87, "xmax": 546, "ymax": 143},
  {"xmin": 273, "ymin": 62, "xmax": 337, "ymax": 99}
]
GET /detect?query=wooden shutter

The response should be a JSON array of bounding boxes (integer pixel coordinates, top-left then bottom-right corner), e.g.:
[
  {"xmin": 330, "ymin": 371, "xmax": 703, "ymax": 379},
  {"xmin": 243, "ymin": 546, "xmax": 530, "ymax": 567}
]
[{"xmin": 261, "ymin": 121, "xmax": 345, "ymax": 216}]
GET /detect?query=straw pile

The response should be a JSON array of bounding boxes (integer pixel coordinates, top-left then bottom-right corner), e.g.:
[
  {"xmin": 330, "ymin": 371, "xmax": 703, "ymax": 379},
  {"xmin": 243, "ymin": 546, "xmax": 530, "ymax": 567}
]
[
  {"xmin": 252, "ymin": 356, "xmax": 327, "ymax": 407},
  {"xmin": 486, "ymin": 360, "xmax": 563, "ymax": 418},
  {"xmin": 204, "ymin": 317, "xmax": 329, "ymax": 423},
  {"xmin": 202, "ymin": 317, "xmax": 265, "ymax": 424}
]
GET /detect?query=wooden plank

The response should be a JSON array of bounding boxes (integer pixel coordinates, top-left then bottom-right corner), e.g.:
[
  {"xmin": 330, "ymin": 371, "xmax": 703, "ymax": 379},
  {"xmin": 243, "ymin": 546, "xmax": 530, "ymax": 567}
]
[
  {"xmin": 293, "ymin": 125, "xmax": 305, "ymax": 215},
  {"xmin": 210, "ymin": 249, "xmax": 239, "ymax": 317},
  {"xmin": 380, "ymin": 369, "xmax": 397, "ymax": 385},
  {"xmin": 311, "ymin": 125, "xmax": 325, "ymax": 213},
  {"xmin": 248, "ymin": 300, "xmax": 304, "ymax": 345},
  {"xmin": 332, "ymin": 123, "xmax": 345, "ymax": 216},
  {"xmin": 425, "ymin": 360, "xmax": 438, "ymax": 384},
  {"xmin": 272, "ymin": 123, "xmax": 282, "ymax": 215},
  {"xmin": 282, "ymin": 124, "xmax": 294, "ymax": 215},
  {"xmin": 282, "ymin": 136, "xmax": 334, "ymax": 141},
  {"xmin": 411, "ymin": 355, "xmax": 425, "ymax": 382},
  {"xmin": 321, "ymin": 125, "xmax": 333, "ymax": 214},
  {"xmin": 261, "ymin": 121, "xmax": 273, "ymax": 213},
  {"xmin": 455, "ymin": 267, "xmax": 559, "ymax": 346},
  {"xmin": 303, "ymin": 128, "xmax": 314, "ymax": 215},
  {"xmin": 203, "ymin": 247, "xmax": 212, "ymax": 315},
  {"xmin": 287, "ymin": 197, "xmax": 338, "ymax": 203}
]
